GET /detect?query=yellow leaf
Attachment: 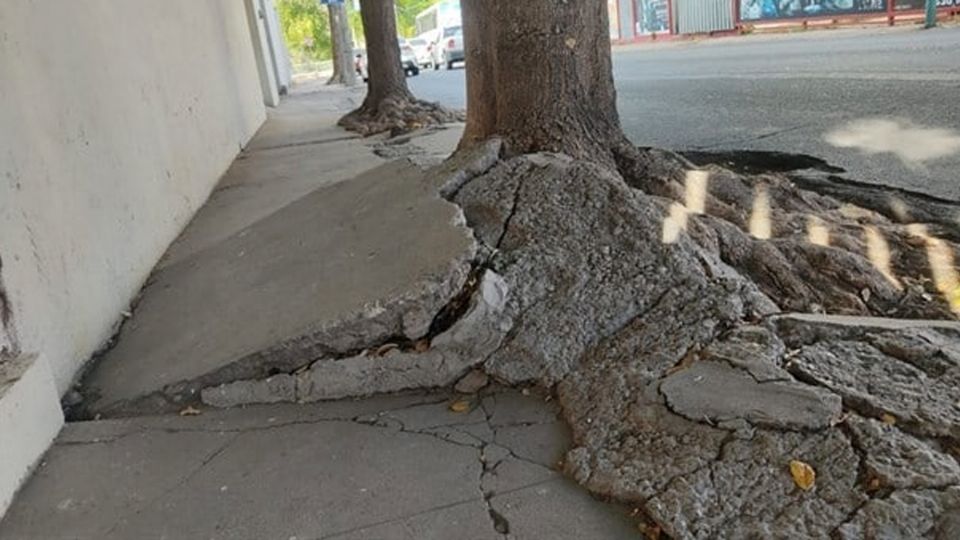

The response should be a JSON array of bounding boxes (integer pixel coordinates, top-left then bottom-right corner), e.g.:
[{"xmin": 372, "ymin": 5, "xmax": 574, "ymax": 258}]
[
  {"xmin": 449, "ymin": 399, "xmax": 471, "ymax": 413},
  {"xmin": 790, "ymin": 460, "xmax": 816, "ymax": 491},
  {"xmin": 881, "ymin": 413, "xmax": 897, "ymax": 425},
  {"xmin": 179, "ymin": 406, "xmax": 202, "ymax": 417}
]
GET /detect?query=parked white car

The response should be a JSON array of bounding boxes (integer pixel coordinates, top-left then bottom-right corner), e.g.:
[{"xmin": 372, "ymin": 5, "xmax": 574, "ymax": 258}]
[
  {"xmin": 430, "ymin": 26, "xmax": 464, "ymax": 70},
  {"xmin": 354, "ymin": 41, "xmax": 420, "ymax": 82},
  {"xmin": 398, "ymin": 39, "xmax": 421, "ymax": 76},
  {"xmin": 408, "ymin": 37, "xmax": 432, "ymax": 68}
]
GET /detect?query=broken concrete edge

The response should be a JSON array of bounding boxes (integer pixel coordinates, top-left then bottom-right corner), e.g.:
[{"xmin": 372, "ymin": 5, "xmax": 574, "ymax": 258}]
[
  {"xmin": 191, "ymin": 141, "xmax": 510, "ymax": 414},
  {"xmin": 81, "ymin": 260, "xmax": 483, "ymax": 418},
  {"xmin": 199, "ymin": 270, "xmax": 511, "ymax": 409},
  {"xmin": 68, "ymin": 133, "xmax": 501, "ymax": 421},
  {"xmin": 195, "ymin": 141, "xmax": 511, "ymax": 410},
  {"xmin": 0, "ymin": 353, "xmax": 63, "ymax": 520},
  {"xmin": 772, "ymin": 312, "xmax": 960, "ymax": 347}
]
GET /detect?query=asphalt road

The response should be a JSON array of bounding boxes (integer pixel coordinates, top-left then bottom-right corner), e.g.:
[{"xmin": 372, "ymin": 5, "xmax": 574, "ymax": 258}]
[{"xmin": 409, "ymin": 26, "xmax": 960, "ymax": 202}]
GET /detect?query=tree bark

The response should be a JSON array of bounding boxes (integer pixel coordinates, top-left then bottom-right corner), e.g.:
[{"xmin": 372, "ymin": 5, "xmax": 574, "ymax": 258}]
[
  {"xmin": 358, "ymin": 0, "xmax": 411, "ymax": 104},
  {"xmin": 327, "ymin": 2, "xmax": 356, "ymax": 86},
  {"xmin": 459, "ymin": 0, "xmax": 497, "ymax": 149},
  {"xmin": 459, "ymin": 0, "xmax": 627, "ymax": 164}
]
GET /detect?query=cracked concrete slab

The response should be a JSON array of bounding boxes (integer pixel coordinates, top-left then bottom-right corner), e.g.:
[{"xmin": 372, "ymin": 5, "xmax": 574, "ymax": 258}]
[
  {"xmin": 201, "ymin": 270, "xmax": 510, "ymax": 409},
  {"xmin": 786, "ymin": 336, "xmax": 960, "ymax": 440},
  {"xmin": 660, "ymin": 360, "xmax": 843, "ymax": 430},
  {"xmin": 0, "ymin": 390, "xmax": 638, "ymax": 540},
  {"xmin": 160, "ymin": 86, "xmax": 378, "ymax": 270},
  {"xmin": 244, "ymin": 85, "xmax": 367, "ymax": 152},
  {"xmin": 489, "ymin": 478, "xmax": 640, "ymax": 539},
  {"xmin": 325, "ymin": 498, "xmax": 500, "ymax": 540},
  {"xmin": 159, "ymin": 139, "xmax": 384, "ymax": 270},
  {"xmin": 846, "ymin": 416, "xmax": 960, "ymax": 490},
  {"xmin": 836, "ymin": 487, "xmax": 960, "ymax": 540},
  {"xmin": 79, "ymin": 158, "xmax": 477, "ymax": 417}
]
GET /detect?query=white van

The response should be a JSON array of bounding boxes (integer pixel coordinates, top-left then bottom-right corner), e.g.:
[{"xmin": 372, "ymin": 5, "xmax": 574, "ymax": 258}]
[{"xmin": 414, "ymin": 1, "xmax": 462, "ymax": 69}]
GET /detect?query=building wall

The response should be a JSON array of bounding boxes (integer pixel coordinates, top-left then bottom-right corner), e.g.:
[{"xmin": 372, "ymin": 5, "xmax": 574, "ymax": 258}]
[{"xmin": 0, "ymin": 0, "xmax": 267, "ymax": 394}]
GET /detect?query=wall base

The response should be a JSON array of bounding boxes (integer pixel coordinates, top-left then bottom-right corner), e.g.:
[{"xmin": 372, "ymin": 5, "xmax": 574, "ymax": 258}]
[{"xmin": 0, "ymin": 354, "xmax": 63, "ymax": 519}]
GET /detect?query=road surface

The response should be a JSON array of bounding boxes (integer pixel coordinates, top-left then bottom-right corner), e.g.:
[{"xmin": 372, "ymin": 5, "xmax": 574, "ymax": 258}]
[{"xmin": 409, "ymin": 26, "xmax": 960, "ymax": 202}]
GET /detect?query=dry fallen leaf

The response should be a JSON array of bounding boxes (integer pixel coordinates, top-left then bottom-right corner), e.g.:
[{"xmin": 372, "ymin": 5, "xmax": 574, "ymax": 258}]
[
  {"xmin": 449, "ymin": 400, "xmax": 471, "ymax": 413},
  {"xmin": 790, "ymin": 460, "xmax": 816, "ymax": 491},
  {"xmin": 179, "ymin": 406, "xmax": 202, "ymax": 417},
  {"xmin": 881, "ymin": 413, "xmax": 897, "ymax": 425}
]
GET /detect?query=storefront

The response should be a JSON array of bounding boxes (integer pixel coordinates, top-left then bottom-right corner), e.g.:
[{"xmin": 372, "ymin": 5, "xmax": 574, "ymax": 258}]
[
  {"xmin": 609, "ymin": 0, "xmax": 675, "ymax": 41},
  {"xmin": 608, "ymin": 0, "xmax": 959, "ymax": 41},
  {"xmin": 740, "ymin": 0, "xmax": 885, "ymax": 22},
  {"xmin": 636, "ymin": 0, "xmax": 672, "ymax": 34}
]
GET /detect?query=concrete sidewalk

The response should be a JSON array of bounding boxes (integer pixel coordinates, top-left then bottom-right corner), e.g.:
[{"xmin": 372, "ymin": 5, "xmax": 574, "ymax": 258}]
[
  {"xmin": 0, "ymin": 389, "xmax": 639, "ymax": 540},
  {"xmin": 74, "ymin": 86, "xmax": 477, "ymax": 418},
  {"xmin": 0, "ymin": 86, "xmax": 641, "ymax": 539}
]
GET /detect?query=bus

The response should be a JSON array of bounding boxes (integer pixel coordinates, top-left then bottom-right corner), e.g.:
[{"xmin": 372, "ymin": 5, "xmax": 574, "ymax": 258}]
[{"xmin": 414, "ymin": 1, "xmax": 461, "ymax": 39}]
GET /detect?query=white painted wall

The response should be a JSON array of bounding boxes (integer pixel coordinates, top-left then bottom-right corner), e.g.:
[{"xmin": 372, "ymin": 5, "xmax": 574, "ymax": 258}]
[
  {"xmin": 0, "ymin": 0, "xmax": 267, "ymax": 396},
  {"xmin": 246, "ymin": 0, "xmax": 281, "ymax": 106},
  {"xmin": 264, "ymin": 0, "xmax": 295, "ymax": 94},
  {"xmin": 0, "ymin": 355, "xmax": 62, "ymax": 517}
]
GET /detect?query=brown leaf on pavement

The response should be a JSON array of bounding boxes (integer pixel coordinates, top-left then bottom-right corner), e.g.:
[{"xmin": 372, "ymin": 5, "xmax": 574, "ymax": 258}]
[
  {"xmin": 789, "ymin": 460, "xmax": 816, "ymax": 491},
  {"xmin": 449, "ymin": 399, "xmax": 471, "ymax": 413}
]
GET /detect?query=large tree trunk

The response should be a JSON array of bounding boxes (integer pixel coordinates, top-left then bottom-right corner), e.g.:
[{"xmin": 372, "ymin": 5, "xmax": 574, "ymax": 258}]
[
  {"xmin": 460, "ymin": 0, "xmax": 628, "ymax": 163},
  {"xmin": 339, "ymin": 0, "xmax": 462, "ymax": 135},
  {"xmin": 358, "ymin": 0, "xmax": 410, "ymax": 104},
  {"xmin": 326, "ymin": 2, "xmax": 356, "ymax": 86}
]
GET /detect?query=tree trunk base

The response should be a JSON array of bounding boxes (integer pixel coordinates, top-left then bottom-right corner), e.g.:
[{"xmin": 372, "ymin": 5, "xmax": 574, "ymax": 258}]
[
  {"xmin": 425, "ymin": 141, "xmax": 960, "ymax": 537},
  {"xmin": 339, "ymin": 95, "xmax": 465, "ymax": 137}
]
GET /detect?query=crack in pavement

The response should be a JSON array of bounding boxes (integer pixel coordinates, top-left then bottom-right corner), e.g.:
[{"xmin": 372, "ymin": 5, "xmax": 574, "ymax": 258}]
[
  {"xmin": 318, "ymin": 496, "xmax": 484, "ymax": 539},
  {"xmin": 100, "ymin": 431, "xmax": 241, "ymax": 537},
  {"xmin": 477, "ymin": 397, "xmax": 512, "ymax": 538},
  {"xmin": 243, "ymin": 135, "xmax": 361, "ymax": 154},
  {"xmin": 691, "ymin": 123, "xmax": 815, "ymax": 151},
  {"xmin": 58, "ymin": 389, "xmax": 576, "ymax": 540}
]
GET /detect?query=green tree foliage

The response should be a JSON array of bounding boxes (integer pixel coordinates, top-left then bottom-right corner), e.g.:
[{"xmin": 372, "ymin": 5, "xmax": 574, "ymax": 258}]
[
  {"xmin": 343, "ymin": 1, "xmax": 436, "ymax": 43},
  {"xmin": 276, "ymin": 0, "xmax": 332, "ymax": 62},
  {"xmin": 277, "ymin": 0, "xmax": 438, "ymax": 60},
  {"xmin": 394, "ymin": 0, "xmax": 437, "ymax": 37}
]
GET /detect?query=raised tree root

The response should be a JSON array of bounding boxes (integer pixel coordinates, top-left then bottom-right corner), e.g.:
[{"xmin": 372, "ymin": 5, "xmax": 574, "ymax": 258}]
[
  {"xmin": 338, "ymin": 96, "xmax": 465, "ymax": 137},
  {"xmin": 440, "ymin": 144, "xmax": 960, "ymax": 538}
]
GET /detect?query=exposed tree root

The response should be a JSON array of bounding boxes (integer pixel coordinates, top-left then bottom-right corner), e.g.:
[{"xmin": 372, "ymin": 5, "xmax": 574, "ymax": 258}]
[
  {"xmin": 612, "ymin": 144, "xmax": 959, "ymax": 320},
  {"xmin": 338, "ymin": 95, "xmax": 465, "ymax": 137},
  {"xmin": 436, "ymin": 142, "xmax": 960, "ymax": 538}
]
